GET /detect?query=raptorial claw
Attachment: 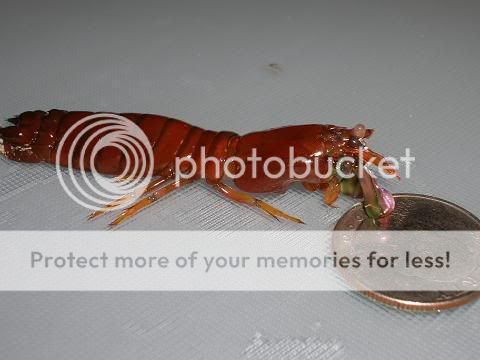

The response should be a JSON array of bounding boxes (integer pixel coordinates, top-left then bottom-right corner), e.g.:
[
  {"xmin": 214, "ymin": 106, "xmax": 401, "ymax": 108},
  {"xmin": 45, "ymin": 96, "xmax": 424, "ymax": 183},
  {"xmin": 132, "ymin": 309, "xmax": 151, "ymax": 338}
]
[{"xmin": 358, "ymin": 167, "xmax": 395, "ymax": 219}]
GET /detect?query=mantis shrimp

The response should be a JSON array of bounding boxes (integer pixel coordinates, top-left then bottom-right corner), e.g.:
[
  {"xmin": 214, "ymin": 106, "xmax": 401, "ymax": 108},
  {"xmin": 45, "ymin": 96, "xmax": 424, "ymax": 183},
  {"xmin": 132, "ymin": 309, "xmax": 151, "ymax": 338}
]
[{"xmin": 0, "ymin": 109, "xmax": 396, "ymax": 226}]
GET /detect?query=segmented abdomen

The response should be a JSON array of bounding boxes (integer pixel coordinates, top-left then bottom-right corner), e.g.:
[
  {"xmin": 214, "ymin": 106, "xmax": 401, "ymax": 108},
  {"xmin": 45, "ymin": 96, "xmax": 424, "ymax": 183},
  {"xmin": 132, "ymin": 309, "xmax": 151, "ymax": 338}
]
[{"xmin": 0, "ymin": 110, "xmax": 239, "ymax": 178}]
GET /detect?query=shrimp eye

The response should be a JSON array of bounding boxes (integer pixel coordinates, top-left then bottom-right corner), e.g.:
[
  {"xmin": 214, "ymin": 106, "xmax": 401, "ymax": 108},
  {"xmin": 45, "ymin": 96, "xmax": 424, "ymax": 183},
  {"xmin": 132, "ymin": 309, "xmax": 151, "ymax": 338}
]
[
  {"xmin": 353, "ymin": 123, "xmax": 366, "ymax": 138},
  {"xmin": 348, "ymin": 123, "xmax": 367, "ymax": 148}
]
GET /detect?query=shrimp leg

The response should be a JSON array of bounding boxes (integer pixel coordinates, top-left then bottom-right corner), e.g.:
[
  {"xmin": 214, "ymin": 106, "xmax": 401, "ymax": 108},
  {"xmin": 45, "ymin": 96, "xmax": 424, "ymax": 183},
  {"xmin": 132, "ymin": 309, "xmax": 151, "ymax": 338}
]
[
  {"xmin": 212, "ymin": 182, "xmax": 304, "ymax": 224},
  {"xmin": 109, "ymin": 178, "xmax": 194, "ymax": 228},
  {"xmin": 88, "ymin": 175, "xmax": 173, "ymax": 220},
  {"xmin": 323, "ymin": 176, "xmax": 341, "ymax": 206}
]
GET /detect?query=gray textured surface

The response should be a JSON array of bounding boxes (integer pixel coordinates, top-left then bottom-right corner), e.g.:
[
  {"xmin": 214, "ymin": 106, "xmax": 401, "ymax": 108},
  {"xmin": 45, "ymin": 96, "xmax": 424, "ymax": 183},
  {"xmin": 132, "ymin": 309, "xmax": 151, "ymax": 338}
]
[{"xmin": 0, "ymin": 0, "xmax": 479, "ymax": 359}]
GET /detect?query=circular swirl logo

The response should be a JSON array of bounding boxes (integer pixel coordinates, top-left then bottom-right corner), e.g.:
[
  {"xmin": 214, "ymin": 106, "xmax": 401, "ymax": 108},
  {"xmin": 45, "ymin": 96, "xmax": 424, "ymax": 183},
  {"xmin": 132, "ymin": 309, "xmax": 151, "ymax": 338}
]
[{"xmin": 56, "ymin": 113, "xmax": 154, "ymax": 211}]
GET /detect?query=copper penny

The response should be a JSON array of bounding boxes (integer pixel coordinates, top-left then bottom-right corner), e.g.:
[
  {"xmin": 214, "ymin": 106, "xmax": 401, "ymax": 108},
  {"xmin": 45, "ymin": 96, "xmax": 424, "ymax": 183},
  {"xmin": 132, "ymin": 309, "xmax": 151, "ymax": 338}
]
[{"xmin": 334, "ymin": 193, "xmax": 480, "ymax": 311}]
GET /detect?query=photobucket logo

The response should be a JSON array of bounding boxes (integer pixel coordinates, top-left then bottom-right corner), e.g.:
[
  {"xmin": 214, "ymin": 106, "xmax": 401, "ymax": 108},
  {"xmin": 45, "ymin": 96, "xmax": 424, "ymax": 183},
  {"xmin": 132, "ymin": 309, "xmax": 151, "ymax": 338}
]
[
  {"xmin": 55, "ymin": 114, "xmax": 154, "ymax": 211},
  {"xmin": 174, "ymin": 147, "xmax": 415, "ymax": 182}
]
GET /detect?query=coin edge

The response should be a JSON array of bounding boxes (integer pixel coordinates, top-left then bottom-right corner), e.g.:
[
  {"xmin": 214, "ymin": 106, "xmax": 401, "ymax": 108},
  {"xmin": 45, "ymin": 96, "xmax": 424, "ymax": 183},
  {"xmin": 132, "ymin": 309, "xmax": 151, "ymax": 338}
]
[{"xmin": 334, "ymin": 193, "xmax": 480, "ymax": 312}]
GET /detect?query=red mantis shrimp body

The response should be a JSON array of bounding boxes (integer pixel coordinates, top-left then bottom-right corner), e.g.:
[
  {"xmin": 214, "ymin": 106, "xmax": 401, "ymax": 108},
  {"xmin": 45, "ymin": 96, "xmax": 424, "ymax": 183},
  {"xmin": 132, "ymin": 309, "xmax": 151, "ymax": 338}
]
[
  {"xmin": 0, "ymin": 110, "xmax": 231, "ymax": 177},
  {"xmin": 0, "ymin": 109, "xmax": 396, "ymax": 226}
]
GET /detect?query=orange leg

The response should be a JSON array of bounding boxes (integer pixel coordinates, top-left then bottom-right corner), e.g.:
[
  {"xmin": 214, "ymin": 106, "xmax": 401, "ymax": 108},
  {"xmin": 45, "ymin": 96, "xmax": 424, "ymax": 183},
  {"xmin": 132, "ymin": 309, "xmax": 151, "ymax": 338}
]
[
  {"xmin": 212, "ymin": 182, "xmax": 304, "ymax": 224},
  {"xmin": 109, "ymin": 178, "xmax": 193, "ymax": 228},
  {"xmin": 302, "ymin": 182, "xmax": 328, "ymax": 192},
  {"xmin": 324, "ymin": 176, "xmax": 341, "ymax": 206},
  {"xmin": 303, "ymin": 179, "xmax": 340, "ymax": 207},
  {"xmin": 88, "ymin": 176, "xmax": 173, "ymax": 220}
]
